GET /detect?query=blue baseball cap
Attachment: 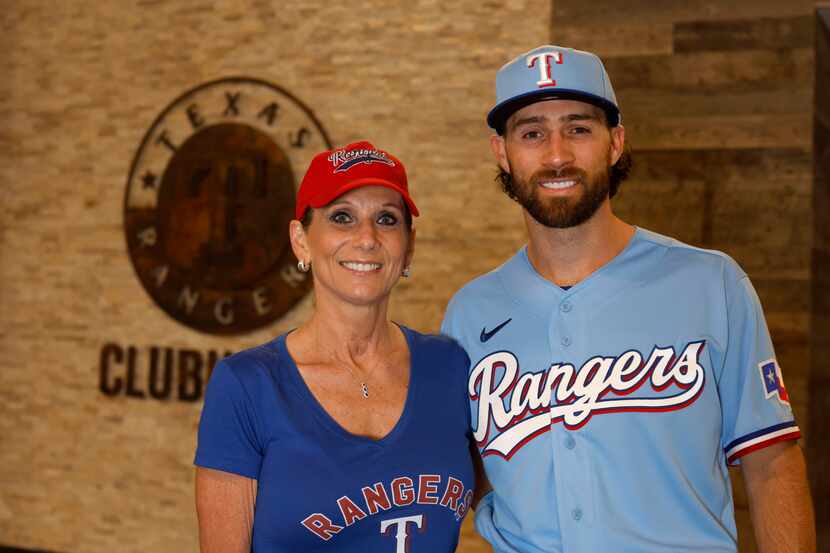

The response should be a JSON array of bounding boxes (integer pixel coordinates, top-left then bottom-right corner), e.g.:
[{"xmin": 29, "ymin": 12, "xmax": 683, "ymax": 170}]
[{"xmin": 487, "ymin": 45, "xmax": 620, "ymax": 133}]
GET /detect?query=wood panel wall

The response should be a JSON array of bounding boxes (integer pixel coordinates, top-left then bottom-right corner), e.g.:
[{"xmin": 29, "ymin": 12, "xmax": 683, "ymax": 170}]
[
  {"xmin": 811, "ymin": 9, "xmax": 830, "ymax": 551},
  {"xmin": 552, "ymin": 1, "xmax": 819, "ymax": 551}
]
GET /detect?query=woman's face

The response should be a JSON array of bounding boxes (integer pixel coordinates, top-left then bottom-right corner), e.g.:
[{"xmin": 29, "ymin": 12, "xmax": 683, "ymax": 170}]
[{"xmin": 290, "ymin": 186, "xmax": 415, "ymax": 309}]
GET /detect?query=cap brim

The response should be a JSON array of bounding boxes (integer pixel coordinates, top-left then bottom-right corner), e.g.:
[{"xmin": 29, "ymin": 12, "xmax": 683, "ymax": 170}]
[
  {"xmin": 308, "ymin": 177, "xmax": 420, "ymax": 217},
  {"xmin": 487, "ymin": 89, "xmax": 620, "ymax": 133}
]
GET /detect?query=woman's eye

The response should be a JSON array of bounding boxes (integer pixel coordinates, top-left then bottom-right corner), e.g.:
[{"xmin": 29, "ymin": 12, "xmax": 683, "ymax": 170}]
[
  {"xmin": 377, "ymin": 212, "xmax": 398, "ymax": 226},
  {"xmin": 329, "ymin": 211, "xmax": 353, "ymax": 224}
]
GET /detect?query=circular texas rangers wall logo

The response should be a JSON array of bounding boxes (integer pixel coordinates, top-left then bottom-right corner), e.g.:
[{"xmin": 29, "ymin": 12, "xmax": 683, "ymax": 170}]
[{"xmin": 124, "ymin": 77, "xmax": 332, "ymax": 334}]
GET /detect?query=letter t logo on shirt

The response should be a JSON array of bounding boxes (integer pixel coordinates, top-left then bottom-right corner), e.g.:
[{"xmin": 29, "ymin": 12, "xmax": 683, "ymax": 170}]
[{"xmin": 380, "ymin": 514, "xmax": 424, "ymax": 553}]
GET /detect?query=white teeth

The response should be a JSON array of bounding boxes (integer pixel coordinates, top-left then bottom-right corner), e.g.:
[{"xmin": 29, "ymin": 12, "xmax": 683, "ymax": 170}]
[
  {"xmin": 341, "ymin": 262, "xmax": 381, "ymax": 272},
  {"xmin": 540, "ymin": 179, "xmax": 577, "ymax": 190}
]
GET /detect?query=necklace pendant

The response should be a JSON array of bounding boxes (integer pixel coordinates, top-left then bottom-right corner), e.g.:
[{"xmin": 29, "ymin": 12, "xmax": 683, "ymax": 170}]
[{"xmin": 361, "ymin": 383, "xmax": 369, "ymax": 399}]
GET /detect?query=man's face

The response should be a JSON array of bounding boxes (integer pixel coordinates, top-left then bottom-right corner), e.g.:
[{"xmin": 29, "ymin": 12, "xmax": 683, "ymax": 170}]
[{"xmin": 491, "ymin": 99, "xmax": 624, "ymax": 229}]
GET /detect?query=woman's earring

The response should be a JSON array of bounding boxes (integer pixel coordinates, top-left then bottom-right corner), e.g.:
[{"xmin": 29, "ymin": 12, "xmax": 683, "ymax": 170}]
[
  {"xmin": 401, "ymin": 267, "xmax": 411, "ymax": 278},
  {"xmin": 297, "ymin": 260, "xmax": 310, "ymax": 273}
]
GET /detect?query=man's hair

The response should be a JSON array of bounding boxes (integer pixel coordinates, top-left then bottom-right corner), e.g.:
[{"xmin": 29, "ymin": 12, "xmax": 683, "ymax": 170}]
[{"xmin": 496, "ymin": 148, "xmax": 632, "ymax": 200}]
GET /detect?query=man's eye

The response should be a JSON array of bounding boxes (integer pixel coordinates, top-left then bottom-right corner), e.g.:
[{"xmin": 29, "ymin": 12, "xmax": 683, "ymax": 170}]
[
  {"xmin": 377, "ymin": 212, "xmax": 399, "ymax": 226},
  {"xmin": 329, "ymin": 211, "xmax": 353, "ymax": 224},
  {"xmin": 571, "ymin": 126, "xmax": 591, "ymax": 134},
  {"xmin": 522, "ymin": 130, "xmax": 542, "ymax": 140}
]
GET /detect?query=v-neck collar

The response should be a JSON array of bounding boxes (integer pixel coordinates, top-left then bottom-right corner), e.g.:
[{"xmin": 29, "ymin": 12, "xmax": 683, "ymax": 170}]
[{"xmin": 276, "ymin": 324, "xmax": 417, "ymax": 448}]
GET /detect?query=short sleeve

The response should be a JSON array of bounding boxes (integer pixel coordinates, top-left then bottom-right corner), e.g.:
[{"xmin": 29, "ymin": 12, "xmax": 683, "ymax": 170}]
[
  {"xmin": 194, "ymin": 359, "xmax": 264, "ymax": 479},
  {"xmin": 718, "ymin": 275, "xmax": 800, "ymax": 465}
]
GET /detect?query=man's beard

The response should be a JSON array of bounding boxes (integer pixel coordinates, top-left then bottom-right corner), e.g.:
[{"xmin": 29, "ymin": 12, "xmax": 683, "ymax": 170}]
[{"xmin": 506, "ymin": 164, "xmax": 611, "ymax": 229}]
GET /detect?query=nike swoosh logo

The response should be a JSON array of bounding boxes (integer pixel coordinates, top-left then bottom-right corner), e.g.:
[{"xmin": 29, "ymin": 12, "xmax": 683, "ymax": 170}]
[{"xmin": 480, "ymin": 318, "xmax": 512, "ymax": 343}]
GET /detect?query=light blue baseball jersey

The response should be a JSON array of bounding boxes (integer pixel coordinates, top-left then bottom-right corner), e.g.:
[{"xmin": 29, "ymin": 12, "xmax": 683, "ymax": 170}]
[{"xmin": 441, "ymin": 227, "xmax": 800, "ymax": 553}]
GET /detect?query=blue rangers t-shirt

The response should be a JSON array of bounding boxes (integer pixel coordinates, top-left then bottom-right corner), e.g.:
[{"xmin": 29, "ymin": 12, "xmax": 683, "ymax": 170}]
[{"xmin": 194, "ymin": 326, "xmax": 475, "ymax": 553}]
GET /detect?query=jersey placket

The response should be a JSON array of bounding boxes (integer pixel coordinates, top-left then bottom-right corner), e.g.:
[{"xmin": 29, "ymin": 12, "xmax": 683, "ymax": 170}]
[{"xmin": 549, "ymin": 293, "xmax": 594, "ymax": 552}]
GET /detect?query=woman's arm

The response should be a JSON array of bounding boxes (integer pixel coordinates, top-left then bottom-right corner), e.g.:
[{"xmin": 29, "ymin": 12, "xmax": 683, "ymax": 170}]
[
  {"xmin": 470, "ymin": 441, "xmax": 492, "ymax": 510},
  {"xmin": 195, "ymin": 467, "xmax": 258, "ymax": 553}
]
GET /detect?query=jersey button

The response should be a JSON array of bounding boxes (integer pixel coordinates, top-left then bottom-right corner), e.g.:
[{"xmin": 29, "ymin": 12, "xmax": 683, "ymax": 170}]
[
  {"xmin": 561, "ymin": 336, "xmax": 571, "ymax": 347},
  {"xmin": 561, "ymin": 302, "xmax": 572, "ymax": 313},
  {"xmin": 572, "ymin": 508, "xmax": 583, "ymax": 521},
  {"xmin": 565, "ymin": 435, "xmax": 575, "ymax": 449}
]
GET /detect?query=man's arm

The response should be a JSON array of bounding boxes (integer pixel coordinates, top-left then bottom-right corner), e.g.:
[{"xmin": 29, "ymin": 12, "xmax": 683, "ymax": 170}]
[{"xmin": 741, "ymin": 441, "xmax": 815, "ymax": 553}]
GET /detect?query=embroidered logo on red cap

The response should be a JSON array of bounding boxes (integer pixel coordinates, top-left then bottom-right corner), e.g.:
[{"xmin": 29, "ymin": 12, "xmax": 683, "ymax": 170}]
[{"xmin": 328, "ymin": 147, "xmax": 395, "ymax": 173}]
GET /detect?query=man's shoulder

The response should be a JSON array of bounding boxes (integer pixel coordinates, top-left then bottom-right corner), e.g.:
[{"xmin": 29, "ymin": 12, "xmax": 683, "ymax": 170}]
[
  {"xmin": 442, "ymin": 249, "xmax": 526, "ymax": 336},
  {"xmin": 634, "ymin": 227, "xmax": 747, "ymax": 282},
  {"xmin": 447, "ymin": 248, "xmax": 524, "ymax": 313},
  {"xmin": 449, "ymin": 248, "xmax": 525, "ymax": 301}
]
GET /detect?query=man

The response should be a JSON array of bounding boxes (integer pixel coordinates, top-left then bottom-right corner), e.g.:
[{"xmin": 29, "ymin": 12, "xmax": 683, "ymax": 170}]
[{"xmin": 441, "ymin": 45, "xmax": 815, "ymax": 553}]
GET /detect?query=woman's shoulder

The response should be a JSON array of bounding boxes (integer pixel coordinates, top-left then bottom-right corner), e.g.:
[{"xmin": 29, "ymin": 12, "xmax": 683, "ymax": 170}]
[
  {"xmin": 215, "ymin": 334, "xmax": 290, "ymax": 384},
  {"xmin": 404, "ymin": 328, "xmax": 470, "ymax": 379},
  {"xmin": 400, "ymin": 325, "xmax": 470, "ymax": 368}
]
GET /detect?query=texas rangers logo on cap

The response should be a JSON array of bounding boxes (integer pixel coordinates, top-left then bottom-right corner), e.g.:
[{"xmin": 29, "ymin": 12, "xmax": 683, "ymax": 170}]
[
  {"xmin": 526, "ymin": 50, "xmax": 563, "ymax": 88},
  {"xmin": 487, "ymin": 44, "xmax": 621, "ymax": 132},
  {"xmin": 328, "ymin": 147, "xmax": 395, "ymax": 173}
]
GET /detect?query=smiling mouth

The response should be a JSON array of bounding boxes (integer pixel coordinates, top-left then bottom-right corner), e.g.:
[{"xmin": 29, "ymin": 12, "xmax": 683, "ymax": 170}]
[
  {"xmin": 539, "ymin": 178, "xmax": 578, "ymax": 190},
  {"xmin": 340, "ymin": 261, "xmax": 382, "ymax": 272}
]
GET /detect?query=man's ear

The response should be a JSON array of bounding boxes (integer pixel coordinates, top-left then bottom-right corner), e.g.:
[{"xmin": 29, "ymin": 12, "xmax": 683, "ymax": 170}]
[
  {"xmin": 490, "ymin": 134, "xmax": 510, "ymax": 174},
  {"xmin": 609, "ymin": 124, "xmax": 625, "ymax": 166}
]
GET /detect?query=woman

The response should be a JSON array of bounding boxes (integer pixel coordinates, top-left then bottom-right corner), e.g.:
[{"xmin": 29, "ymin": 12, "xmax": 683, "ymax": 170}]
[{"xmin": 194, "ymin": 141, "xmax": 478, "ymax": 552}]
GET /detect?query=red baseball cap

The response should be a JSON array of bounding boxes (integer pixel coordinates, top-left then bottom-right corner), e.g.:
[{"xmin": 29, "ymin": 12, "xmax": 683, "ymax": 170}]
[{"xmin": 295, "ymin": 141, "xmax": 420, "ymax": 220}]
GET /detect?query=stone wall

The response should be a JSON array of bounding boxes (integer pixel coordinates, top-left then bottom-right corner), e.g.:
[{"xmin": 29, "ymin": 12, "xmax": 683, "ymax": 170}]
[{"xmin": 0, "ymin": 2, "xmax": 549, "ymax": 551}]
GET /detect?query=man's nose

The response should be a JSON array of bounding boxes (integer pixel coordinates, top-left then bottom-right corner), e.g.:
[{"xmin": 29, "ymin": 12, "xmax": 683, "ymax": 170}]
[{"xmin": 544, "ymin": 133, "xmax": 575, "ymax": 170}]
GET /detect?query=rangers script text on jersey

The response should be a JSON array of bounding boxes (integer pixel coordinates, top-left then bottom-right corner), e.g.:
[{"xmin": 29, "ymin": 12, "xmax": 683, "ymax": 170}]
[{"xmin": 472, "ymin": 341, "xmax": 706, "ymax": 459}]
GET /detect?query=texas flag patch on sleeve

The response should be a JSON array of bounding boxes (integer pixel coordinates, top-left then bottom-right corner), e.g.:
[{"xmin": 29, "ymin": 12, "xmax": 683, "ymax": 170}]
[{"xmin": 759, "ymin": 358, "xmax": 790, "ymax": 404}]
